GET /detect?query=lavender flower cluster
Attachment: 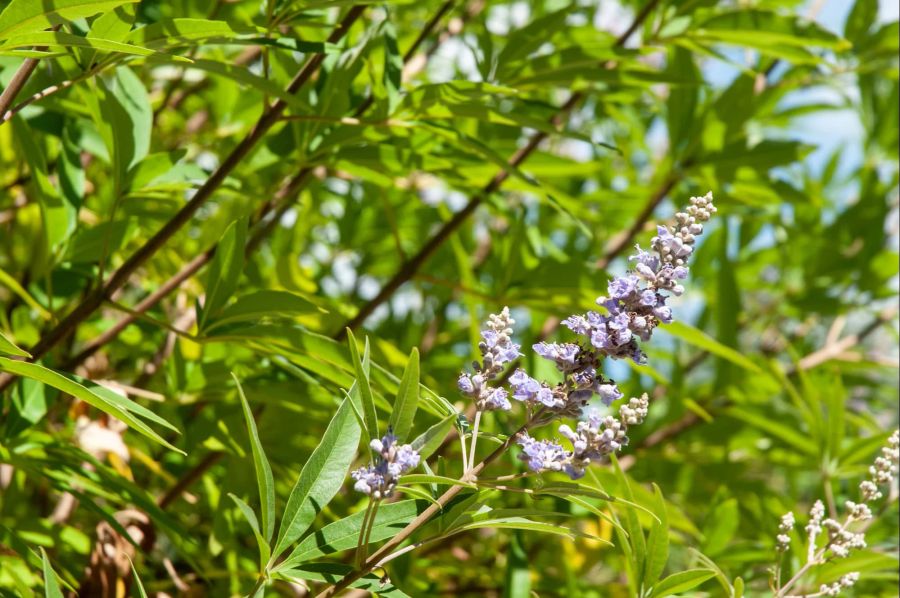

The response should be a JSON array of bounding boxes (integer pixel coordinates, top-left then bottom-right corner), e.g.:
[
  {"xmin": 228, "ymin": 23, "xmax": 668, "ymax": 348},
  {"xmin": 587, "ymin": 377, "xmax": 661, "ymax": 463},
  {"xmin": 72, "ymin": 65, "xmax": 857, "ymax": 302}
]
[
  {"xmin": 458, "ymin": 307, "xmax": 520, "ymax": 412},
  {"xmin": 347, "ymin": 193, "xmax": 715, "ymax": 496},
  {"xmin": 350, "ymin": 431, "xmax": 420, "ymax": 499},
  {"xmin": 455, "ymin": 193, "xmax": 716, "ymax": 479}
]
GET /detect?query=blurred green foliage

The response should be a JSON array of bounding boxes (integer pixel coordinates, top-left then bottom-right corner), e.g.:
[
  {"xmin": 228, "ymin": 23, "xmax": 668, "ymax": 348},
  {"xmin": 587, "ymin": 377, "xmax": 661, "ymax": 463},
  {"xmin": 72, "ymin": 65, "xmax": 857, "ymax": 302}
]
[{"xmin": 0, "ymin": 0, "xmax": 897, "ymax": 596}]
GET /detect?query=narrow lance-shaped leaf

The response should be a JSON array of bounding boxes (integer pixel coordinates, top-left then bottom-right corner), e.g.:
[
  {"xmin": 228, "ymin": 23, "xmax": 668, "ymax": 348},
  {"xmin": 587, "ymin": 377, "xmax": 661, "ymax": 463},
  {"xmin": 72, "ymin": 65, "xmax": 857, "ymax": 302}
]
[
  {"xmin": 0, "ymin": 358, "xmax": 182, "ymax": 453},
  {"xmin": 410, "ymin": 411, "xmax": 457, "ymax": 461},
  {"xmin": 271, "ymin": 397, "xmax": 361, "ymax": 561},
  {"xmin": 40, "ymin": 548, "xmax": 64, "ymax": 598},
  {"xmin": 347, "ymin": 329, "xmax": 378, "ymax": 444},
  {"xmin": 611, "ymin": 454, "xmax": 647, "ymax": 581},
  {"xmin": 129, "ymin": 558, "xmax": 149, "ymax": 598},
  {"xmin": 276, "ymin": 500, "xmax": 427, "ymax": 569},
  {"xmin": 643, "ymin": 483, "xmax": 670, "ymax": 591},
  {"xmin": 229, "ymin": 493, "xmax": 272, "ymax": 571},
  {"xmin": 649, "ymin": 569, "xmax": 716, "ymax": 598},
  {"xmin": 233, "ymin": 373, "xmax": 275, "ymax": 544},
  {"xmin": 388, "ymin": 347, "xmax": 419, "ymax": 441},
  {"xmin": 200, "ymin": 218, "xmax": 248, "ymax": 330},
  {"xmin": 0, "ymin": 0, "xmax": 138, "ymax": 40},
  {"xmin": 0, "ymin": 330, "xmax": 29, "ymax": 358}
]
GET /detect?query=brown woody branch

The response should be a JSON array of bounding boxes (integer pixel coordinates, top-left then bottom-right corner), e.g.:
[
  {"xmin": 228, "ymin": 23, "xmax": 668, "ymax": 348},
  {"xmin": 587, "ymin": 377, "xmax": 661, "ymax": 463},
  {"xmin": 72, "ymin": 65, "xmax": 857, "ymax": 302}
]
[{"xmin": 0, "ymin": 6, "xmax": 366, "ymax": 392}]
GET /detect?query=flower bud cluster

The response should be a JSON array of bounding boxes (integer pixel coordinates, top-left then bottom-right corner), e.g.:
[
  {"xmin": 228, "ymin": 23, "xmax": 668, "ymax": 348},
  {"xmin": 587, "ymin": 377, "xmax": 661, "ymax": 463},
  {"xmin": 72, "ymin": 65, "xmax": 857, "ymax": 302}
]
[
  {"xmin": 774, "ymin": 431, "xmax": 899, "ymax": 595},
  {"xmin": 819, "ymin": 573, "xmax": 860, "ymax": 597},
  {"xmin": 458, "ymin": 307, "xmax": 520, "ymax": 412},
  {"xmin": 351, "ymin": 432, "xmax": 420, "ymax": 498},
  {"xmin": 516, "ymin": 395, "xmax": 650, "ymax": 480},
  {"xmin": 775, "ymin": 512, "xmax": 794, "ymax": 552},
  {"xmin": 861, "ymin": 430, "xmax": 899, "ymax": 500},
  {"xmin": 823, "ymin": 518, "xmax": 866, "ymax": 557}
]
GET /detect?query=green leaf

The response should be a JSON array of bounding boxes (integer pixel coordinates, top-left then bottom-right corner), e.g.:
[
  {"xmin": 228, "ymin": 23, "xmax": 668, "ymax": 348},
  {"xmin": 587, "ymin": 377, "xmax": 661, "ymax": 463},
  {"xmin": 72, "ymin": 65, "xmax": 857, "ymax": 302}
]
[
  {"xmin": 0, "ymin": 0, "xmax": 138, "ymax": 40},
  {"xmin": 0, "ymin": 266, "xmax": 50, "ymax": 319},
  {"xmin": 40, "ymin": 548, "xmax": 63, "ymax": 598},
  {"xmin": 452, "ymin": 517, "xmax": 604, "ymax": 543},
  {"xmin": 643, "ymin": 484, "xmax": 670, "ymax": 590},
  {"xmin": 129, "ymin": 559, "xmax": 149, "ymax": 598},
  {"xmin": 272, "ymin": 397, "xmax": 361, "ymax": 561},
  {"xmin": 123, "ymin": 18, "xmax": 257, "ymax": 48},
  {"xmin": 0, "ymin": 330, "xmax": 29, "ymax": 357},
  {"xmin": 611, "ymin": 455, "xmax": 646, "ymax": 580},
  {"xmin": 701, "ymin": 498, "xmax": 739, "ymax": 557},
  {"xmin": 229, "ymin": 492, "xmax": 272, "ymax": 570},
  {"xmin": 664, "ymin": 321, "xmax": 762, "ymax": 373},
  {"xmin": 346, "ymin": 330, "xmax": 379, "ymax": 444},
  {"xmin": 382, "ymin": 19, "xmax": 402, "ymax": 113},
  {"xmin": 233, "ymin": 373, "xmax": 275, "ymax": 544},
  {"xmin": 11, "ymin": 117, "xmax": 76, "ymax": 253},
  {"xmin": 273, "ymin": 563, "xmax": 410, "ymax": 596},
  {"xmin": 400, "ymin": 474, "xmax": 474, "ymax": 488},
  {"xmin": 650, "ymin": 569, "xmax": 716, "ymax": 597},
  {"xmin": 726, "ymin": 406, "xmax": 816, "ymax": 456},
  {"xmin": 410, "ymin": 411, "xmax": 456, "ymax": 461},
  {"xmin": 275, "ymin": 500, "xmax": 426, "ymax": 569},
  {"xmin": 0, "ymin": 357, "xmax": 182, "ymax": 453},
  {"xmin": 87, "ymin": 3, "xmax": 136, "ymax": 43},
  {"xmin": 388, "ymin": 347, "xmax": 419, "ymax": 440},
  {"xmin": 204, "ymin": 290, "xmax": 323, "ymax": 332},
  {"xmin": 98, "ymin": 66, "xmax": 152, "ymax": 194},
  {"xmin": 199, "ymin": 217, "xmax": 248, "ymax": 331},
  {"xmin": 0, "ymin": 31, "xmax": 168, "ymax": 58}
]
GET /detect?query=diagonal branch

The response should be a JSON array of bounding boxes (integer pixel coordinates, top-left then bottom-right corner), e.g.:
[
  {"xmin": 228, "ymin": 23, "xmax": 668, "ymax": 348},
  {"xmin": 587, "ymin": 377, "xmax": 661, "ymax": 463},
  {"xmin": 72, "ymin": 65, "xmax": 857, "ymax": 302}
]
[
  {"xmin": 0, "ymin": 6, "xmax": 366, "ymax": 392},
  {"xmin": 57, "ymin": 1, "xmax": 461, "ymax": 374},
  {"xmin": 0, "ymin": 25, "xmax": 62, "ymax": 121},
  {"xmin": 131, "ymin": 0, "xmax": 462, "ymax": 512},
  {"xmin": 335, "ymin": 0, "xmax": 665, "ymax": 338}
]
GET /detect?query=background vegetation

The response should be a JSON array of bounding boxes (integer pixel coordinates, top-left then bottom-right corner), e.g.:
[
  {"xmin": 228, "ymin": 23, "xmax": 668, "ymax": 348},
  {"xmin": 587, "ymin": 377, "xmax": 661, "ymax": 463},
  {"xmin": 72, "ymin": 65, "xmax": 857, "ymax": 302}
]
[{"xmin": 0, "ymin": 0, "xmax": 897, "ymax": 596}]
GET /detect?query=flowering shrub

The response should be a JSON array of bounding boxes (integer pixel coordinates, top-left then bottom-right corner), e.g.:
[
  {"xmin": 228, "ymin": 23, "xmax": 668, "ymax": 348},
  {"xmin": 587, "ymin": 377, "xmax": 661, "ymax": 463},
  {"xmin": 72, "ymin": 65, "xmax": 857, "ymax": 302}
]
[{"xmin": 0, "ymin": 1, "xmax": 896, "ymax": 597}]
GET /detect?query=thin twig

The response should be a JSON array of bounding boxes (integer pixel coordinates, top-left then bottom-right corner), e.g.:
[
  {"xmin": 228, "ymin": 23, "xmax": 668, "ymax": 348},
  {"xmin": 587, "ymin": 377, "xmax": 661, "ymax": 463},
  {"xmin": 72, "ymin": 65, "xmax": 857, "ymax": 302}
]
[
  {"xmin": 312, "ymin": 412, "xmax": 542, "ymax": 598},
  {"xmin": 0, "ymin": 25, "xmax": 62, "ymax": 123},
  {"xmin": 335, "ymin": 0, "xmax": 665, "ymax": 337},
  {"xmin": 142, "ymin": 1, "xmax": 459, "ymax": 512},
  {"xmin": 0, "ymin": 6, "xmax": 366, "ymax": 393}
]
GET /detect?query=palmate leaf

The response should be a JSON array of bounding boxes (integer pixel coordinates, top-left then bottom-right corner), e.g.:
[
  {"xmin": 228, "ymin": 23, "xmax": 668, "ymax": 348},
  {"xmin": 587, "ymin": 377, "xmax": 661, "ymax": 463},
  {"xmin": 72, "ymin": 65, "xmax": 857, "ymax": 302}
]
[
  {"xmin": 0, "ymin": 358, "xmax": 182, "ymax": 453},
  {"xmin": 271, "ymin": 396, "xmax": 361, "ymax": 561}
]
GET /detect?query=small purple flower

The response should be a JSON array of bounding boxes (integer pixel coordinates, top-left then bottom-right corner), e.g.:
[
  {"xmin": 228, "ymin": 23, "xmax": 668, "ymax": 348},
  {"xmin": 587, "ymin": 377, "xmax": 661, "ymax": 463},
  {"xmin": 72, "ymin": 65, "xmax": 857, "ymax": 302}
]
[
  {"xmin": 533, "ymin": 342, "xmax": 580, "ymax": 370},
  {"xmin": 562, "ymin": 315, "xmax": 590, "ymax": 334},
  {"xmin": 608, "ymin": 275, "xmax": 639, "ymax": 300},
  {"xmin": 458, "ymin": 373, "xmax": 474, "ymax": 394},
  {"xmin": 351, "ymin": 432, "xmax": 420, "ymax": 498},
  {"xmin": 484, "ymin": 388, "xmax": 511, "ymax": 411},
  {"xmin": 597, "ymin": 383, "xmax": 623, "ymax": 406},
  {"xmin": 516, "ymin": 433, "xmax": 571, "ymax": 474},
  {"xmin": 510, "ymin": 369, "xmax": 541, "ymax": 401}
]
